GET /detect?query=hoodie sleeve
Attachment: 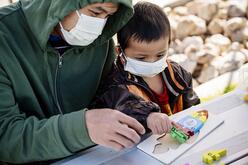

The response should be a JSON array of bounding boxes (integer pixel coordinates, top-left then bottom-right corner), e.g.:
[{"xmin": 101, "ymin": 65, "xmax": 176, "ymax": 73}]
[{"xmin": 0, "ymin": 67, "xmax": 94, "ymax": 163}]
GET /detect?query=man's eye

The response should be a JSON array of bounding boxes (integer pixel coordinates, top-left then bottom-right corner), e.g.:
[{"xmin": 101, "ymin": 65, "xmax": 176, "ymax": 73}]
[
  {"xmin": 89, "ymin": 10, "xmax": 100, "ymax": 16},
  {"xmin": 135, "ymin": 57, "xmax": 145, "ymax": 60}
]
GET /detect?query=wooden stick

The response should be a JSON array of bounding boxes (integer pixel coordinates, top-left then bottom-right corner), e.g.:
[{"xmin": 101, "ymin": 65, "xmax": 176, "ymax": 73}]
[{"xmin": 225, "ymin": 148, "xmax": 248, "ymax": 165}]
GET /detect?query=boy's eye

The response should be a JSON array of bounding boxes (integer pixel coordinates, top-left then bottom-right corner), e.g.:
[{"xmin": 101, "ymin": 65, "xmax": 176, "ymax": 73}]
[{"xmin": 157, "ymin": 54, "xmax": 165, "ymax": 58}]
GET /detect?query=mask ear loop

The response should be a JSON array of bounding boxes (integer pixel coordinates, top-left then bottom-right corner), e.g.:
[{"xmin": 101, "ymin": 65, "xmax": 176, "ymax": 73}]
[
  {"xmin": 118, "ymin": 46, "xmax": 127, "ymax": 64},
  {"xmin": 59, "ymin": 22, "xmax": 64, "ymax": 30},
  {"xmin": 76, "ymin": 10, "xmax": 81, "ymax": 17}
]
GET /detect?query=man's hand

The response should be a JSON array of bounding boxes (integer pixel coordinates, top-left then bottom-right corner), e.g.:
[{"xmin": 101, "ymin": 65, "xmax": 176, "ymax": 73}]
[
  {"xmin": 85, "ymin": 109, "xmax": 145, "ymax": 151},
  {"xmin": 147, "ymin": 112, "xmax": 172, "ymax": 135}
]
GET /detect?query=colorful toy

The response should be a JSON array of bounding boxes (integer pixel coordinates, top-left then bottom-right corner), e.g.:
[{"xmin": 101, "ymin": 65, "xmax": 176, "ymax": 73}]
[
  {"xmin": 202, "ymin": 149, "xmax": 227, "ymax": 164},
  {"xmin": 170, "ymin": 110, "xmax": 208, "ymax": 143}
]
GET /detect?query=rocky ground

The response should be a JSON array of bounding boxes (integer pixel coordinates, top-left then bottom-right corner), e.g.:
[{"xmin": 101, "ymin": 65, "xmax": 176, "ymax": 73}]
[
  {"xmin": 134, "ymin": 0, "xmax": 248, "ymax": 88},
  {"xmin": 160, "ymin": 0, "xmax": 248, "ymax": 87},
  {"xmin": 0, "ymin": 0, "xmax": 10, "ymax": 7},
  {"xmin": 0, "ymin": 0, "xmax": 19, "ymax": 7},
  {"xmin": 2, "ymin": 0, "xmax": 248, "ymax": 89}
]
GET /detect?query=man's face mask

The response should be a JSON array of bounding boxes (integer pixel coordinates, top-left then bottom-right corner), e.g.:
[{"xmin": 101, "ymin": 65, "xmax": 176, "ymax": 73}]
[
  {"xmin": 121, "ymin": 51, "xmax": 168, "ymax": 78},
  {"xmin": 60, "ymin": 10, "xmax": 107, "ymax": 46}
]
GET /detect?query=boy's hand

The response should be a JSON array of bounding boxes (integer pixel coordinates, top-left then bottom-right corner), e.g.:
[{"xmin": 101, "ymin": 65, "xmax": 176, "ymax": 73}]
[{"xmin": 147, "ymin": 112, "xmax": 172, "ymax": 135}]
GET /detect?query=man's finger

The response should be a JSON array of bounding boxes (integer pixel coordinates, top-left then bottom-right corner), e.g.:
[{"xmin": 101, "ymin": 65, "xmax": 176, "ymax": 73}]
[
  {"xmin": 110, "ymin": 133, "xmax": 135, "ymax": 148},
  {"xmin": 105, "ymin": 141, "xmax": 124, "ymax": 151},
  {"xmin": 116, "ymin": 124, "xmax": 141, "ymax": 144},
  {"xmin": 118, "ymin": 113, "xmax": 145, "ymax": 135}
]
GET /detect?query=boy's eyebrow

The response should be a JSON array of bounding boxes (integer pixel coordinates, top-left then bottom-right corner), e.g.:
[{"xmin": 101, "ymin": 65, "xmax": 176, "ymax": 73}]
[
  {"xmin": 156, "ymin": 50, "xmax": 167, "ymax": 55},
  {"xmin": 136, "ymin": 53, "xmax": 148, "ymax": 57}
]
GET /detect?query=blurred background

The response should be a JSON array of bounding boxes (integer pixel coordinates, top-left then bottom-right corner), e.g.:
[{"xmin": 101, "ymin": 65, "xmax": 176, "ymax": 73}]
[{"xmin": 1, "ymin": 0, "xmax": 248, "ymax": 102}]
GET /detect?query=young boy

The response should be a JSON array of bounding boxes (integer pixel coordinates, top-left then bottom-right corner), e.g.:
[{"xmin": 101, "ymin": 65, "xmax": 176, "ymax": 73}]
[{"xmin": 92, "ymin": 2, "xmax": 200, "ymax": 135}]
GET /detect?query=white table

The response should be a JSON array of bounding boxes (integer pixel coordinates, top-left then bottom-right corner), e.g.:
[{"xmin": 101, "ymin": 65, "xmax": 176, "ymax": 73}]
[{"xmin": 53, "ymin": 89, "xmax": 248, "ymax": 165}]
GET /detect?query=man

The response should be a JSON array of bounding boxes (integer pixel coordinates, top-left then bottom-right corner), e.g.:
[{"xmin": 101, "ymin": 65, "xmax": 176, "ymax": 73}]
[{"xmin": 0, "ymin": 0, "xmax": 145, "ymax": 163}]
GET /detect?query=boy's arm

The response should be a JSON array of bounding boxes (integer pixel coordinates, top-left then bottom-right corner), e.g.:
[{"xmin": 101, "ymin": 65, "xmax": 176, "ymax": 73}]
[
  {"xmin": 168, "ymin": 61, "xmax": 200, "ymax": 109},
  {"xmin": 92, "ymin": 85, "xmax": 160, "ymax": 131},
  {"xmin": 182, "ymin": 77, "xmax": 201, "ymax": 109},
  {"xmin": 174, "ymin": 63, "xmax": 200, "ymax": 109}
]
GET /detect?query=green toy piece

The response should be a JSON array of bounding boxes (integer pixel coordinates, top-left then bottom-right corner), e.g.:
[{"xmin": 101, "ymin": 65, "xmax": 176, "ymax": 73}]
[{"xmin": 169, "ymin": 126, "xmax": 189, "ymax": 143}]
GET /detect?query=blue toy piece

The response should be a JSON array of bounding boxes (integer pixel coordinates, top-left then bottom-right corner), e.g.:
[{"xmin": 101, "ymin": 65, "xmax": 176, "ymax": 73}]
[{"xmin": 177, "ymin": 116, "xmax": 204, "ymax": 134}]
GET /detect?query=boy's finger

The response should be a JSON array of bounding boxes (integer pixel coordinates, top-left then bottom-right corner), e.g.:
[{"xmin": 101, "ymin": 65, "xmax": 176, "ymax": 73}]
[
  {"xmin": 152, "ymin": 126, "xmax": 159, "ymax": 135},
  {"xmin": 167, "ymin": 119, "xmax": 173, "ymax": 130},
  {"xmin": 155, "ymin": 121, "xmax": 163, "ymax": 135},
  {"xmin": 157, "ymin": 120, "xmax": 165, "ymax": 134},
  {"xmin": 150, "ymin": 123, "xmax": 158, "ymax": 135},
  {"xmin": 168, "ymin": 120, "xmax": 172, "ymax": 131},
  {"xmin": 161, "ymin": 119, "xmax": 168, "ymax": 134}
]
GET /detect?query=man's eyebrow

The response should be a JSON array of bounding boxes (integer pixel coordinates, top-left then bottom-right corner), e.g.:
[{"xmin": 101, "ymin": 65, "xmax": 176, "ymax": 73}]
[{"xmin": 97, "ymin": 6, "xmax": 117, "ymax": 14}]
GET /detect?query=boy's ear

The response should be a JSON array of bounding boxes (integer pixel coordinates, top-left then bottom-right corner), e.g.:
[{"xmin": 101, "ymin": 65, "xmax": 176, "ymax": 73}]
[{"xmin": 115, "ymin": 46, "xmax": 121, "ymax": 55}]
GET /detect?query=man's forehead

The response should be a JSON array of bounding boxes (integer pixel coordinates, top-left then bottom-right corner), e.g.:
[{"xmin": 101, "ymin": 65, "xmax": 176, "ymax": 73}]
[{"xmin": 88, "ymin": 2, "xmax": 119, "ymax": 8}]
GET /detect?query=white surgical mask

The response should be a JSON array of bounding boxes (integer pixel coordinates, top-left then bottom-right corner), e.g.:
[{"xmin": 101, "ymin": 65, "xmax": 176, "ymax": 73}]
[
  {"xmin": 122, "ymin": 53, "xmax": 168, "ymax": 77},
  {"xmin": 60, "ymin": 10, "xmax": 107, "ymax": 46}
]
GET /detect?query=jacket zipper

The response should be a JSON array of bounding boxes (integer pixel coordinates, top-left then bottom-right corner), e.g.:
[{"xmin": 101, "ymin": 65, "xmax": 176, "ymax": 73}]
[
  {"xmin": 162, "ymin": 71, "xmax": 179, "ymax": 96},
  {"xmin": 126, "ymin": 78, "xmax": 158, "ymax": 103},
  {"xmin": 126, "ymin": 74, "xmax": 181, "ymax": 113},
  {"xmin": 54, "ymin": 54, "xmax": 63, "ymax": 114}
]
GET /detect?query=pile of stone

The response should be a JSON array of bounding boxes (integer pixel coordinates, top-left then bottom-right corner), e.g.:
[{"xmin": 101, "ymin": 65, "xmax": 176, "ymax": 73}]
[{"xmin": 165, "ymin": 0, "xmax": 248, "ymax": 86}]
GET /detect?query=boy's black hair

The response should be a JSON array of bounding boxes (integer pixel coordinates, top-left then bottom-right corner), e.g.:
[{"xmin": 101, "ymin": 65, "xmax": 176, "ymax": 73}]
[{"xmin": 117, "ymin": 2, "xmax": 171, "ymax": 50}]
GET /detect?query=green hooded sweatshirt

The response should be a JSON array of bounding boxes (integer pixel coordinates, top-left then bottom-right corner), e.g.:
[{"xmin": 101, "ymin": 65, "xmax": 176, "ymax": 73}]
[{"xmin": 0, "ymin": 0, "xmax": 133, "ymax": 163}]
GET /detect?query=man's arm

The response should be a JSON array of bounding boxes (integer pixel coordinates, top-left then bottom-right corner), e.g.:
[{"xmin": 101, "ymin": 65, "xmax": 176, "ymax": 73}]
[
  {"xmin": 0, "ymin": 66, "xmax": 145, "ymax": 163},
  {"xmin": 0, "ymin": 66, "xmax": 95, "ymax": 163}
]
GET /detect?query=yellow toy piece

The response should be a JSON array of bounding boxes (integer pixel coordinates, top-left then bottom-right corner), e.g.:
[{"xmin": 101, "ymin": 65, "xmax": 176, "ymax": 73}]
[
  {"xmin": 202, "ymin": 149, "xmax": 227, "ymax": 165},
  {"xmin": 191, "ymin": 110, "xmax": 208, "ymax": 123},
  {"xmin": 243, "ymin": 94, "xmax": 248, "ymax": 102},
  {"xmin": 203, "ymin": 153, "xmax": 214, "ymax": 164}
]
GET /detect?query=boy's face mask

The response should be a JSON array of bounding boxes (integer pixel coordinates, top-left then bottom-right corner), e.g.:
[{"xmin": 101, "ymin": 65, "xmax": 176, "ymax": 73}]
[
  {"xmin": 121, "ymin": 52, "xmax": 168, "ymax": 78},
  {"xmin": 60, "ymin": 10, "xmax": 107, "ymax": 46}
]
